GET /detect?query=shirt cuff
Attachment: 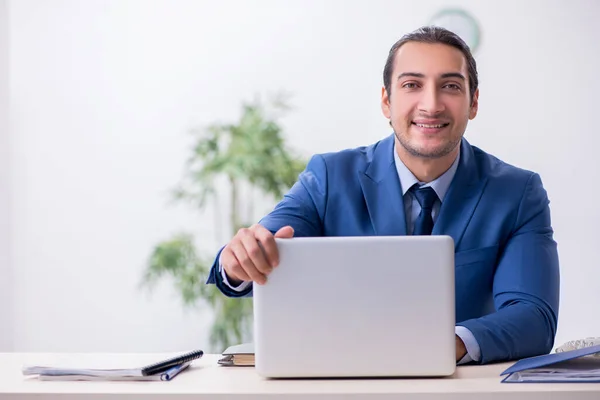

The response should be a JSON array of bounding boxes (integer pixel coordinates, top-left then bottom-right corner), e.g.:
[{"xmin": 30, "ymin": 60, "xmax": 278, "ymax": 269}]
[
  {"xmin": 219, "ymin": 255, "xmax": 252, "ymax": 292},
  {"xmin": 455, "ymin": 325, "xmax": 481, "ymax": 365}
]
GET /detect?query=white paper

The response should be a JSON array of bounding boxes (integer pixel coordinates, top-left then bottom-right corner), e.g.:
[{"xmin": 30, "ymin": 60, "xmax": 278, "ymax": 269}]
[
  {"xmin": 23, "ymin": 366, "xmax": 144, "ymax": 377},
  {"xmin": 22, "ymin": 362, "xmax": 191, "ymax": 381}
]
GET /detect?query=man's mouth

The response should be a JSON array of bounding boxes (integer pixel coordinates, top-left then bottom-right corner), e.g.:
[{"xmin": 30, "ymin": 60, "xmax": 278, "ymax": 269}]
[{"xmin": 411, "ymin": 122, "xmax": 450, "ymax": 129}]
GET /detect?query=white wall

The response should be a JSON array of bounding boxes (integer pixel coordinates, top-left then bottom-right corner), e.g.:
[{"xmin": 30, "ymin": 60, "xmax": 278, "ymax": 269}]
[
  {"xmin": 0, "ymin": 0, "xmax": 11, "ymax": 351},
  {"xmin": 6, "ymin": 0, "xmax": 600, "ymax": 352}
]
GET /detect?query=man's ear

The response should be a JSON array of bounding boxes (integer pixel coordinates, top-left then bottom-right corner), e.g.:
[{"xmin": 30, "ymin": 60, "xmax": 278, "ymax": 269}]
[
  {"xmin": 381, "ymin": 86, "xmax": 391, "ymax": 119},
  {"xmin": 469, "ymin": 88, "xmax": 479, "ymax": 120}
]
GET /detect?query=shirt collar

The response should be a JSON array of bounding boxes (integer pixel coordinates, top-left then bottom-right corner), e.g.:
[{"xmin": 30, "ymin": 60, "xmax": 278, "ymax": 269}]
[{"xmin": 393, "ymin": 143, "xmax": 460, "ymax": 202}]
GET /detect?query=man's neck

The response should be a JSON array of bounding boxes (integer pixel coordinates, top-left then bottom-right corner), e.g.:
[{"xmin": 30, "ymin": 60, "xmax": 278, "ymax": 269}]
[{"xmin": 395, "ymin": 139, "xmax": 460, "ymax": 183}]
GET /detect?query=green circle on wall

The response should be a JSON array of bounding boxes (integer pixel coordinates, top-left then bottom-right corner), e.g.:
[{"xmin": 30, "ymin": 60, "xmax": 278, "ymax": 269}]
[{"xmin": 429, "ymin": 8, "xmax": 481, "ymax": 53}]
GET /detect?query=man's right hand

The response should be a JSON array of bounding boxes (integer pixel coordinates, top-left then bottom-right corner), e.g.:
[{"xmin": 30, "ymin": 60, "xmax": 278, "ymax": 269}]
[{"xmin": 220, "ymin": 224, "xmax": 294, "ymax": 286}]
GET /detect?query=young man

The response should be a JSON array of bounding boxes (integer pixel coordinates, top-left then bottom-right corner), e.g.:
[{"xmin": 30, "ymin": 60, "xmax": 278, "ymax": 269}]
[{"xmin": 206, "ymin": 26, "xmax": 560, "ymax": 365}]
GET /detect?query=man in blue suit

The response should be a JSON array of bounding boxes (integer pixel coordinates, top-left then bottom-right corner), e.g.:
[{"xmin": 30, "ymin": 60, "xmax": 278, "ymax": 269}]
[{"xmin": 206, "ymin": 26, "xmax": 560, "ymax": 365}]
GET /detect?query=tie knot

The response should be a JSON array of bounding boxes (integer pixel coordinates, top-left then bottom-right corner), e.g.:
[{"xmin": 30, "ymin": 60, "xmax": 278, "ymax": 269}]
[{"xmin": 410, "ymin": 185, "xmax": 438, "ymax": 210}]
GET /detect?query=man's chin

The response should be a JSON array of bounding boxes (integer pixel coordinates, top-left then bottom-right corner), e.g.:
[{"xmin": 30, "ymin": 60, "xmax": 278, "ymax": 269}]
[
  {"xmin": 394, "ymin": 131, "xmax": 460, "ymax": 159},
  {"xmin": 403, "ymin": 141, "xmax": 458, "ymax": 159}
]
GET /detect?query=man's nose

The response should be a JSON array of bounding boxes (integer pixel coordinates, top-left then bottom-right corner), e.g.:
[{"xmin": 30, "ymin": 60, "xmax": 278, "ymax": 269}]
[{"xmin": 418, "ymin": 86, "xmax": 445, "ymax": 115}]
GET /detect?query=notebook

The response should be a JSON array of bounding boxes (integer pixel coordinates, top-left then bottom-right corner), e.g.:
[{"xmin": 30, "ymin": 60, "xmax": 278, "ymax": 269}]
[
  {"xmin": 501, "ymin": 344, "xmax": 600, "ymax": 383},
  {"xmin": 218, "ymin": 343, "xmax": 255, "ymax": 367},
  {"xmin": 22, "ymin": 349, "xmax": 203, "ymax": 381},
  {"xmin": 31, "ymin": 362, "xmax": 192, "ymax": 381}
]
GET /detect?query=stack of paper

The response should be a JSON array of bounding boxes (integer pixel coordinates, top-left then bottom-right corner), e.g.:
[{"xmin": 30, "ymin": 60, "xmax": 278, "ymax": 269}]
[
  {"xmin": 23, "ymin": 349, "xmax": 203, "ymax": 381},
  {"xmin": 22, "ymin": 362, "xmax": 191, "ymax": 381}
]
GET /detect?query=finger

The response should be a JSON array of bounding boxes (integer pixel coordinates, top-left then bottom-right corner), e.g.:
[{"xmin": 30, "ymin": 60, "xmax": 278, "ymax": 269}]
[
  {"xmin": 252, "ymin": 225, "xmax": 279, "ymax": 267},
  {"xmin": 229, "ymin": 236, "xmax": 267, "ymax": 285},
  {"xmin": 221, "ymin": 246, "xmax": 251, "ymax": 282},
  {"xmin": 275, "ymin": 225, "xmax": 294, "ymax": 238},
  {"xmin": 240, "ymin": 231, "xmax": 272, "ymax": 276}
]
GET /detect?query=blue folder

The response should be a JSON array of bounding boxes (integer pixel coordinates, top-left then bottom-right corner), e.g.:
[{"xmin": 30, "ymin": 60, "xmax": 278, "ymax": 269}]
[{"xmin": 501, "ymin": 344, "xmax": 600, "ymax": 383}]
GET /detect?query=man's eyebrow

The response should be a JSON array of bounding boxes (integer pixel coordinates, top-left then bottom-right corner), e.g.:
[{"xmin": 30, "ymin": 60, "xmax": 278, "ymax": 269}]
[
  {"xmin": 396, "ymin": 72, "xmax": 466, "ymax": 81},
  {"xmin": 441, "ymin": 72, "xmax": 466, "ymax": 80},
  {"xmin": 397, "ymin": 72, "xmax": 425, "ymax": 80}
]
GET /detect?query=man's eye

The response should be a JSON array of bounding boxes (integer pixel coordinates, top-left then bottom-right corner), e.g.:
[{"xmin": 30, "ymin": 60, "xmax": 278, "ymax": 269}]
[
  {"xmin": 402, "ymin": 83, "xmax": 418, "ymax": 89},
  {"xmin": 444, "ymin": 83, "xmax": 461, "ymax": 90}
]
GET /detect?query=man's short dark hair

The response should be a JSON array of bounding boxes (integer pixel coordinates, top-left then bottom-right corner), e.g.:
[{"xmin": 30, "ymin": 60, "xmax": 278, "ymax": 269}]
[{"xmin": 383, "ymin": 26, "xmax": 478, "ymax": 103}]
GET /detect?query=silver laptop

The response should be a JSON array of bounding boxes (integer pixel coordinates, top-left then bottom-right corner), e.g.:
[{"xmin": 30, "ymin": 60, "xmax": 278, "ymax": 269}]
[{"xmin": 253, "ymin": 235, "xmax": 456, "ymax": 378}]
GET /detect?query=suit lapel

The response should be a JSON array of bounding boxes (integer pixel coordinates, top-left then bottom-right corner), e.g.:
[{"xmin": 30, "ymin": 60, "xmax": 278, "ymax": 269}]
[
  {"xmin": 432, "ymin": 139, "xmax": 488, "ymax": 248},
  {"xmin": 359, "ymin": 135, "xmax": 407, "ymax": 236}
]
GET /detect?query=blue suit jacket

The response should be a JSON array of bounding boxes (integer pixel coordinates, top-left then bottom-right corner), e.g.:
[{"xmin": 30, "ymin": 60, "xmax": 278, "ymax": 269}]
[{"xmin": 207, "ymin": 134, "xmax": 560, "ymax": 364}]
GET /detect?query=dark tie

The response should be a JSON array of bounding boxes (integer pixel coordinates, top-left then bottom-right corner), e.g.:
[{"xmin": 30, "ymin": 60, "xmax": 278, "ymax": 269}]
[{"xmin": 410, "ymin": 185, "xmax": 438, "ymax": 235}]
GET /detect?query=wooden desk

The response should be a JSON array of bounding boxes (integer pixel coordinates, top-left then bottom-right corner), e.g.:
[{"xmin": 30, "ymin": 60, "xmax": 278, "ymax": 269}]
[{"xmin": 1, "ymin": 353, "xmax": 599, "ymax": 399}]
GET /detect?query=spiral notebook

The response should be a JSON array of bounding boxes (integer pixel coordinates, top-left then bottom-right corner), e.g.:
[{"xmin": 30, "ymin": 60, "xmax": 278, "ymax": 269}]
[
  {"xmin": 32, "ymin": 362, "xmax": 192, "ymax": 381},
  {"xmin": 23, "ymin": 349, "xmax": 203, "ymax": 381}
]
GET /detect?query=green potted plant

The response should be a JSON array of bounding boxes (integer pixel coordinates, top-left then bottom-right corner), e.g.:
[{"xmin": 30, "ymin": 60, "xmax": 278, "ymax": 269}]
[{"xmin": 142, "ymin": 93, "xmax": 306, "ymax": 352}]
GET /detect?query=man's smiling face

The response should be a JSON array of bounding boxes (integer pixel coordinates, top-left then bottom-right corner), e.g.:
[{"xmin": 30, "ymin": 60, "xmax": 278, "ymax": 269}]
[{"xmin": 382, "ymin": 41, "xmax": 479, "ymax": 159}]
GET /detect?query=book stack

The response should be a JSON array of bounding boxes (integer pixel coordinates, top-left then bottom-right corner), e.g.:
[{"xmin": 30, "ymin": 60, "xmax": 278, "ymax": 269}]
[{"xmin": 218, "ymin": 343, "xmax": 255, "ymax": 367}]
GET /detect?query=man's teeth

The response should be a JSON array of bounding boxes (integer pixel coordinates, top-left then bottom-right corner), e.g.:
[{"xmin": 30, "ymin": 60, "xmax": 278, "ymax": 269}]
[{"xmin": 414, "ymin": 123, "xmax": 447, "ymax": 128}]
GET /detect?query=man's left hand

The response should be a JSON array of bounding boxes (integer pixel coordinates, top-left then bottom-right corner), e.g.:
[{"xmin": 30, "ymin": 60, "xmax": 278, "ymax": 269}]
[{"xmin": 456, "ymin": 335, "xmax": 467, "ymax": 361}]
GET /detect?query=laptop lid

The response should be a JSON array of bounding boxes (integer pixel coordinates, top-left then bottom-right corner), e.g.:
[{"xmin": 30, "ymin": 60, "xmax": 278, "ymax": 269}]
[{"xmin": 253, "ymin": 235, "xmax": 456, "ymax": 378}]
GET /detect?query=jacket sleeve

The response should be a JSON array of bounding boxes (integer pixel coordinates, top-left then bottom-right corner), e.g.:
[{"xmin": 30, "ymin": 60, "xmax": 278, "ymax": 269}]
[
  {"xmin": 457, "ymin": 172, "xmax": 560, "ymax": 364},
  {"xmin": 206, "ymin": 155, "xmax": 328, "ymax": 297}
]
